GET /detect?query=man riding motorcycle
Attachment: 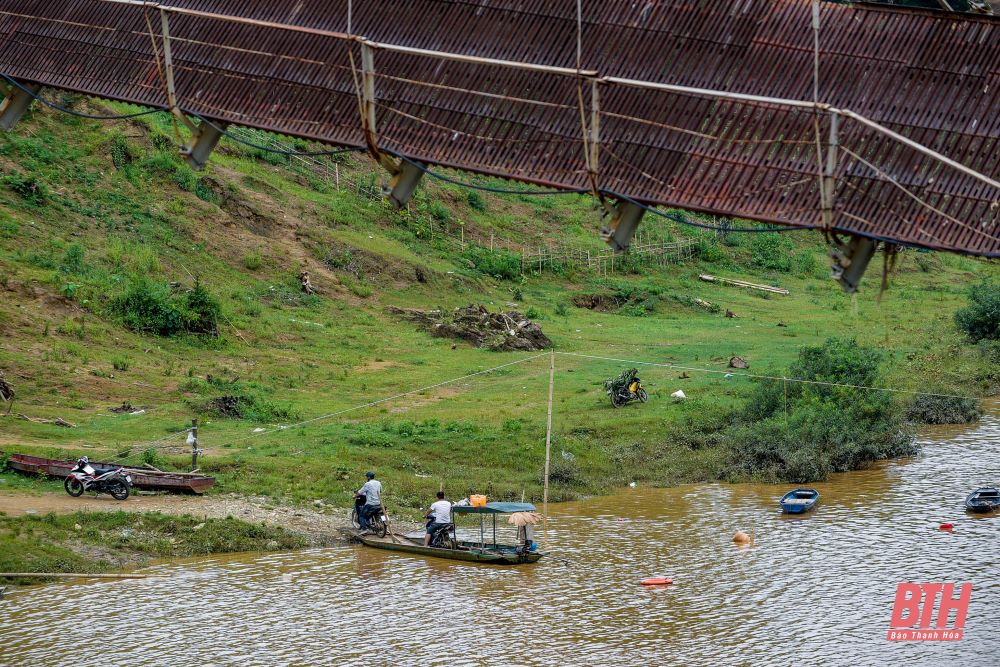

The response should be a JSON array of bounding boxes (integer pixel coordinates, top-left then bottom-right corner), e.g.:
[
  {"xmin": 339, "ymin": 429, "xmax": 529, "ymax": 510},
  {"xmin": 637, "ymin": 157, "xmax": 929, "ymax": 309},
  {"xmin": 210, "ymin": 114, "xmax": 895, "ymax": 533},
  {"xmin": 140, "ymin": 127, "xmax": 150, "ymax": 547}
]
[
  {"xmin": 354, "ymin": 471, "xmax": 382, "ymax": 532},
  {"xmin": 424, "ymin": 491, "xmax": 453, "ymax": 547}
]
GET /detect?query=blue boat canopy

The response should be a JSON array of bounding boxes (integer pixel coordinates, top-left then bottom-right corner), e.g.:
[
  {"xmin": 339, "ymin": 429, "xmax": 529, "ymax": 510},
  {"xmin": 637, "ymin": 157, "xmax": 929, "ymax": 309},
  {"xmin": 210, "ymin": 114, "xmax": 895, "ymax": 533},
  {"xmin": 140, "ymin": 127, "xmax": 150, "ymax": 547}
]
[{"xmin": 453, "ymin": 502, "xmax": 537, "ymax": 515}]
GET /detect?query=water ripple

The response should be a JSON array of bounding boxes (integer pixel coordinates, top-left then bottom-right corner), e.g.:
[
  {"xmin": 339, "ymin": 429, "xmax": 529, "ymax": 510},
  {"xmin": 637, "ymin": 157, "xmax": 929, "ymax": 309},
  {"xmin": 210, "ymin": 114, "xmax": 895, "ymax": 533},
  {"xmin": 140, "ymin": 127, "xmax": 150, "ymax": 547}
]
[{"xmin": 3, "ymin": 419, "xmax": 999, "ymax": 665}]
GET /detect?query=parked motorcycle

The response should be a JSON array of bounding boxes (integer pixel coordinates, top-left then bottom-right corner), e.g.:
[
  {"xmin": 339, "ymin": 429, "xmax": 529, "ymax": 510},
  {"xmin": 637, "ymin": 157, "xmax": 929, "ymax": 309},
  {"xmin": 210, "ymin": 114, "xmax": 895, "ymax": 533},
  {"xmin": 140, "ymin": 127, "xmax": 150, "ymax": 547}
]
[
  {"xmin": 607, "ymin": 377, "xmax": 648, "ymax": 408},
  {"xmin": 64, "ymin": 456, "xmax": 132, "ymax": 500}
]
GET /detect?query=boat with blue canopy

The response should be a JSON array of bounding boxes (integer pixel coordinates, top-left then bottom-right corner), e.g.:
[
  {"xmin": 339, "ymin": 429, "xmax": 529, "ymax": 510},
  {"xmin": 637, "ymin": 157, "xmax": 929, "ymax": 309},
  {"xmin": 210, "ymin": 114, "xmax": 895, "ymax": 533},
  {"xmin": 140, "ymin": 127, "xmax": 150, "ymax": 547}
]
[{"xmin": 352, "ymin": 501, "xmax": 544, "ymax": 565}]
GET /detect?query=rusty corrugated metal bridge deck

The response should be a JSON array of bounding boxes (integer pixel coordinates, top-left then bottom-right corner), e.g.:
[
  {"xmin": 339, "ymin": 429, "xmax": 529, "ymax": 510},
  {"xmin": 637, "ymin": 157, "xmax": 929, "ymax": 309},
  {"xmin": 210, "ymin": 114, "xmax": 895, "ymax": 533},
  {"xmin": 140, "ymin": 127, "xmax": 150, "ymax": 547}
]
[{"xmin": 0, "ymin": 0, "xmax": 997, "ymax": 284}]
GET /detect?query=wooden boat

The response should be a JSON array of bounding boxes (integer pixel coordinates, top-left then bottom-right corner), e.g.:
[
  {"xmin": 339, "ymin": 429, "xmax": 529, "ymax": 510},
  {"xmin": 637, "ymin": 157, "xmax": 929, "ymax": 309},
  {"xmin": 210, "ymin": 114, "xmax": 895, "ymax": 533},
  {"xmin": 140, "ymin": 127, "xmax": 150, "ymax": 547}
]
[
  {"xmin": 780, "ymin": 488, "xmax": 819, "ymax": 514},
  {"xmin": 965, "ymin": 487, "xmax": 1000, "ymax": 513},
  {"xmin": 352, "ymin": 502, "xmax": 543, "ymax": 565},
  {"xmin": 6, "ymin": 453, "xmax": 215, "ymax": 493}
]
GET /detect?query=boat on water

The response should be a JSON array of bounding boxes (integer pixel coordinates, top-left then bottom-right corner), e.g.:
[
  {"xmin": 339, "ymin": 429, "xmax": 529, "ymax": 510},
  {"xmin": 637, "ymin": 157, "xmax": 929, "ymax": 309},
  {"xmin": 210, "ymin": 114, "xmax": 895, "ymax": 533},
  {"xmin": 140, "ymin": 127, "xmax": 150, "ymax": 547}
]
[
  {"xmin": 965, "ymin": 487, "xmax": 1000, "ymax": 513},
  {"xmin": 352, "ymin": 501, "xmax": 543, "ymax": 565},
  {"xmin": 780, "ymin": 488, "xmax": 819, "ymax": 514},
  {"xmin": 7, "ymin": 453, "xmax": 215, "ymax": 493}
]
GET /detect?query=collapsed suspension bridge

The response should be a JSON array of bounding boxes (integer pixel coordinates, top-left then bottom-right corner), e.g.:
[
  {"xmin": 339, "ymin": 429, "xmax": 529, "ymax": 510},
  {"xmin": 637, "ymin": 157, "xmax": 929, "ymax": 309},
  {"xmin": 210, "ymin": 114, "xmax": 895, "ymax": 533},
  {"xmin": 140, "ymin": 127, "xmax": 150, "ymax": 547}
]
[{"xmin": 0, "ymin": 0, "xmax": 998, "ymax": 290}]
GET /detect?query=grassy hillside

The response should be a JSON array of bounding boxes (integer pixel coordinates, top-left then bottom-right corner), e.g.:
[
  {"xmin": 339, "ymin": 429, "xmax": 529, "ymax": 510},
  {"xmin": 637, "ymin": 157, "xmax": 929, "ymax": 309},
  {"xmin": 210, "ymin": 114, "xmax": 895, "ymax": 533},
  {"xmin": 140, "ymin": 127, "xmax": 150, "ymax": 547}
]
[{"xmin": 1, "ymin": 98, "xmax": 997, "ymax": 514}]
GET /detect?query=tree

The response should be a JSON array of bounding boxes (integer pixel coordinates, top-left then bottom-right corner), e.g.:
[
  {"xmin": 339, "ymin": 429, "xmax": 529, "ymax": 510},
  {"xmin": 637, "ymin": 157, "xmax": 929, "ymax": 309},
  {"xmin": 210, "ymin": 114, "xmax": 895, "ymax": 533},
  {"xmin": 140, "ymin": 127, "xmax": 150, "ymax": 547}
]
[{"xmin": 726, "ymin": 338, "xmax": 916, "ymax": 483}]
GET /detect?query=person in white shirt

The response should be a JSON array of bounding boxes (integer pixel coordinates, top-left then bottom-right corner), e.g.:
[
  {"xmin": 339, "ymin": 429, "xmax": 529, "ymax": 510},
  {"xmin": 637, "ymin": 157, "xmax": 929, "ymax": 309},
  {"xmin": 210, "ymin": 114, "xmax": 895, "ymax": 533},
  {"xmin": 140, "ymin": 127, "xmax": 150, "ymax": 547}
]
[
  {"xmin": 424, "ymin": 491, "xmax": 452, "ymax": 546},
  {"xmin": 355, "ymin": 471, "xmax": 382, "ymax": 531}
]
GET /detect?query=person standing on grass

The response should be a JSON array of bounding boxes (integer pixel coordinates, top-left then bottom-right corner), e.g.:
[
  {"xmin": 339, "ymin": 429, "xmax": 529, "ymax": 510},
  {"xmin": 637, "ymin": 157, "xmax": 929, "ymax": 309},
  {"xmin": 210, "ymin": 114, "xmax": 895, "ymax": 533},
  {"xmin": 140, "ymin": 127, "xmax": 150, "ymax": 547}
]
[
  {"xmin": 424, "ymin": 491, "xmax": 452, "ymax": 546},
  {"xmin": 355, "ymin": 471, "xmax": 382, "ymax": 532}
]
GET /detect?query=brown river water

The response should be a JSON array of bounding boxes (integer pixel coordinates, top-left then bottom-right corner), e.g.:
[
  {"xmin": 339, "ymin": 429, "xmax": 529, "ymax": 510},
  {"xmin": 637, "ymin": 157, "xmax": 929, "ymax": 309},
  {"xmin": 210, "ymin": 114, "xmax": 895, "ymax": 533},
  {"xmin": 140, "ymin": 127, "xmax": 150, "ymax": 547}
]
[{"xmin": 3, "ymin": 418, "xmax": 1000, "ymax": 666}]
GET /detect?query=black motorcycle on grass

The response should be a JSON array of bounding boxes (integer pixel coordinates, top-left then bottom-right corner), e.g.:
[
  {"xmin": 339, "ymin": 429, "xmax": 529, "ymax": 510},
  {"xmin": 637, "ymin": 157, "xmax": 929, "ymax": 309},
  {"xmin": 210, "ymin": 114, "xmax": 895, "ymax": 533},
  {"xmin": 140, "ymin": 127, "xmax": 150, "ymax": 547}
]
[{"xmin": 604, "ymin": 368, "xmax": 649, "ymax": 408}]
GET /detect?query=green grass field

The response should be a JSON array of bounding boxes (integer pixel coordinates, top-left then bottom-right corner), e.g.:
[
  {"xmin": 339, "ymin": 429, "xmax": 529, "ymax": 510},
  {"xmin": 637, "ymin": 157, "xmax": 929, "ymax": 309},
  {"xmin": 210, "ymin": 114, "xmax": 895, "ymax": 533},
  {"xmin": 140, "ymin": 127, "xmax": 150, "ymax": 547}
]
[{"xmin": 1, "ymin": 98, "xmax": 998, "ymax": 515}]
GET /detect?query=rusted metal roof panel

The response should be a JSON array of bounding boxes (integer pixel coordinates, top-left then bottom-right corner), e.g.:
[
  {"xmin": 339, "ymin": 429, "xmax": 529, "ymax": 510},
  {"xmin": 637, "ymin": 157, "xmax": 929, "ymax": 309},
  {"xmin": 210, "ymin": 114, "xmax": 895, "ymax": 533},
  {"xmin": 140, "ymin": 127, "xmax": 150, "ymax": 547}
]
[{"xmin": 0, "ymin": 0, "xmax": 996, "ymax": 255}]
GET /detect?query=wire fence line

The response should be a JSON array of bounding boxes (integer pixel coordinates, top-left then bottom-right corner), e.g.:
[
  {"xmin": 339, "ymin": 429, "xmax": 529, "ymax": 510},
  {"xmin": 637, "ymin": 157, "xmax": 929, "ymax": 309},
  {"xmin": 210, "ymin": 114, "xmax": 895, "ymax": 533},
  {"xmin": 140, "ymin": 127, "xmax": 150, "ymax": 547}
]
[{"xmin": 554, "ymin": 352, "xmax": 990, "ymax": 402}]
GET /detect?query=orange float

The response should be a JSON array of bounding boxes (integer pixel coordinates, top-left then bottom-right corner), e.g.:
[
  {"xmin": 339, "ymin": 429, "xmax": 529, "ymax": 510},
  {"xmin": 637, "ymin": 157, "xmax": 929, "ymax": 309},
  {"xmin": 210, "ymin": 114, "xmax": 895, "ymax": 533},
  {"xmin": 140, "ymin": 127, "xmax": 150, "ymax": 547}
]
[{"xmin": 640, "ymin": 577, "xmax": 673, "ymax": 586}]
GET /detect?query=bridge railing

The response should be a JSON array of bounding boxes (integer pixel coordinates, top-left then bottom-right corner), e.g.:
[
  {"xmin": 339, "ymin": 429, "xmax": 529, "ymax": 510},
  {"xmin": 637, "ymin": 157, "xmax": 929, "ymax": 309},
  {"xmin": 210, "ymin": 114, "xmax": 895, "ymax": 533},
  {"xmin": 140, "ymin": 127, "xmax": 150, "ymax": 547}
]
[{"xmin": 0, "ymin": 0, "xmax": 997, "ymax": 262}]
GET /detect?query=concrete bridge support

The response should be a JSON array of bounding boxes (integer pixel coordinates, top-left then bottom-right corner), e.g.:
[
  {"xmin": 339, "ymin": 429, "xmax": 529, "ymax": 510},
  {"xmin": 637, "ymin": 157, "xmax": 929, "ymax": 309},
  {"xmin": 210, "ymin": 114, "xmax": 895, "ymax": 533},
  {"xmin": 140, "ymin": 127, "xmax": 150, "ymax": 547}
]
[
  {"xmin": 601, "ymin": 200, "xmax": 645, "ymax": 253},
  {"xmin": 0, "ymin": 81, "xmax": 40, "ymax": 132}
]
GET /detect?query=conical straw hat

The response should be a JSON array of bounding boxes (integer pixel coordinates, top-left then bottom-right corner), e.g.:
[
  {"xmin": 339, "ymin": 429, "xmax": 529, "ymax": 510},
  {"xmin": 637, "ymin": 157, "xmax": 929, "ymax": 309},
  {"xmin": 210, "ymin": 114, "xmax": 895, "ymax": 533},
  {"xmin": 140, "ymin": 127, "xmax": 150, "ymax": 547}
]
[{"xmin": 507, "ymin": 511, "xmax": 542, "ymax": 526}]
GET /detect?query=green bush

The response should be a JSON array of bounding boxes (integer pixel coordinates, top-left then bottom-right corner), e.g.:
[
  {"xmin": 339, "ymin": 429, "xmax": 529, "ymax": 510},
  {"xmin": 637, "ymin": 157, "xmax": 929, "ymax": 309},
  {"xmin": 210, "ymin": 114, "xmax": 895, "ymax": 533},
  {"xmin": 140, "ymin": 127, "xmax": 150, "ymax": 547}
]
[
  {"xmin": 108, "ymin": 278, "xmax": 183, "ymax": 336},
  {"xmin": 462, "ymin": 246, "xmax": 521, "ymax": 280},
  {"xmin": 955, "ymin": 281, "xmax": 1000, "ymax": 342},
  {"xmin": 4, "ymin": 173, "xmax": 48, "ymax": 205},
  {"xmin": 726, "ymin": 337, "xmax": 916, "ymax": 483},
  {"xmin": 428, "ymin": 200, "xmax": 450, "ymax": 223},
  {"xmin": 242, "ymin": 252, "xmax": 263, "ymax": 271},
  {"xmin": 543, "ymin": 457, "xmax": 582, "ymax": 486},
  {"xmin": 109, "ymin": 133, "xmax": 135, "ymax": 170},
  {"xmin": 467, "ymin": 190, "xmax": 488, "ymax": 212},
  {"xmin": 0, "ymin": 215, "xmax": 18, "ymax": 238},
  {"xmin": 60, "ymin": 243, "xmax": 86, "ymax": 275},
  {"xmin": 196, "ymin": 382, "xmax": 298, "ymax": 423},
  {"xmin": 108, "ymin": 279, "xmax": 220, "ymax": 337},
  {"xmin": 905, "ymin": 394, "xmax": 981, "ymax": 425},
  {"xmin": 749, "ymin": 233, "xmax": 793, "ymax": 272},
  {"xmin": 183, "ymin": 280, "xmax": 221, "ymax": 335},
  {"xmin": 693, "ymin": 237, "xmax": 727, "ymax": 263}
]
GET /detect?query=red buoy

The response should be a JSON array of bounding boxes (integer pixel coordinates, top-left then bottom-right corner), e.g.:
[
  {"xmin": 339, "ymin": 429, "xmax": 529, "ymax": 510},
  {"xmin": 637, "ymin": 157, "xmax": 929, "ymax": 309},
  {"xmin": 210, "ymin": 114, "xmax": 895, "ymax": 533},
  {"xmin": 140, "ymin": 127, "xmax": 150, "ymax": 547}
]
[
  {"xmin": 940, "ymin": 523, "xmax": 954, "ymax": 531},
  {"xmin": 640, "ymin": 577, "xmax": 673, "ymax": 586}
]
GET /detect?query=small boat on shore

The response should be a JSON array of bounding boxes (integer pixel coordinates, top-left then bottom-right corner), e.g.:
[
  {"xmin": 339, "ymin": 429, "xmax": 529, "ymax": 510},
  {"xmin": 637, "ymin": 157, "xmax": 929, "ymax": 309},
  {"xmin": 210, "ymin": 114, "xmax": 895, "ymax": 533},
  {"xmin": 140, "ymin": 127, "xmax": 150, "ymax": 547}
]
[
  {"xmin": 780, "ymin": 488, "xmax": 819, "ymax": 514},
  {"xmin": 352, "ymin": 501, "xmax": 543, "ymax": 565},
  {"xmin": 965, "ymin": 487, "xmax": 1000, "ymax": 513},
  {"xmin": 6, "ymin": 453, "xmax": 215, "ymax": 494}
]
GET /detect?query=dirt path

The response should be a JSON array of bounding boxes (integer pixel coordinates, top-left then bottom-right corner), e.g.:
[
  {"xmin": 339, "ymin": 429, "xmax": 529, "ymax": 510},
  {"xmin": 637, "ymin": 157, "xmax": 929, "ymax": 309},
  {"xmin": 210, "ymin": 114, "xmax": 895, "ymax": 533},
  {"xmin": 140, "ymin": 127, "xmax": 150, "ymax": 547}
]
[{"xmin": 0, "ymin": 492, "xmax": 364, "ymax": 546}]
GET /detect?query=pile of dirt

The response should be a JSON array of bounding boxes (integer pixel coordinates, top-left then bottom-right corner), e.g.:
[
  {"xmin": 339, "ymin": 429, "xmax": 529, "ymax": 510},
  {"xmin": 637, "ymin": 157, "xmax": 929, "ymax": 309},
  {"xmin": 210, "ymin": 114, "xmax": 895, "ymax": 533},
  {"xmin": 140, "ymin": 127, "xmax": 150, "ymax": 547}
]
[{"xmin": 388, "ymin": 304, "xmax": 552, "ymax": 351}]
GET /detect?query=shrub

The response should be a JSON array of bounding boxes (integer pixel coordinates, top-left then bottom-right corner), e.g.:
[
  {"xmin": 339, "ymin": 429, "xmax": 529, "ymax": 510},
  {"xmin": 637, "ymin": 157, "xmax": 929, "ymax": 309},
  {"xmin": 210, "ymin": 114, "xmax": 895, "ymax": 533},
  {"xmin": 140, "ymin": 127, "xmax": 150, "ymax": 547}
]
[
  {"xmin": 242, "ymin": 252, "xmax": 263, "ymax": 271},
  {"xmin": 749, "ymin": 233, "xmax": 793, "ymax": 272},
  {"xmin": 906, "ymin": 394, "xmax": 981, "ymax": 425},
  {"xmin": 462, "ymin": 246, "xmax": 521, "ymax": 280},
  {"xmin": 955, "ymin": 281, "xmax": 1000, "ymax": 342},
  {"xmin": 0, "ymin": 215, "xmax": 18, "ymax": 238},
  {"xmin": 198, "ymin": 384, "xmax": 298, "ymax": 423},
  {"xmin": 428, "ymin": 200, "xmax": 450, "ymax": 223},
  {"xmin": 60, "ymin": 243, "xmax": 86, "ymax": 275},
  {"xmin": 467, "ymin": 190, "xmax": 488, "ymax": 212},
  {"xmin": 172, "ymin": 163, "xmax": 199, "ymax": 192},
  {"xmin": 4, "ymin": 173, "xmax": 48, "ymax": 205},
  {"xmin": 501, "ymin": 419, "xmax": 523, "ymax": 433},
  {"xmin": 543, "ymin": 457, "xmax": 581, "ymax": 486},
  {"xmin": 109, "ymin": 133, "xmax": 135, "ymax": 170},
  {"xmin": 108, "ymin": 278, "xmax": 221, "ymax": 337},
  {"xmin": 726, "ymin": 337, "xmax": 916, "ymax": 483},
  {"xmin": 693, "ymin": 237, "xmax": 726, "ymax": 263},
  {"xmin": 108, "ymin": 279, "xmax": 183, "ymax": 336},
  {"xmin": 182, "ymin": 280, "xmax": 221, "ymax": 335}
]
